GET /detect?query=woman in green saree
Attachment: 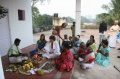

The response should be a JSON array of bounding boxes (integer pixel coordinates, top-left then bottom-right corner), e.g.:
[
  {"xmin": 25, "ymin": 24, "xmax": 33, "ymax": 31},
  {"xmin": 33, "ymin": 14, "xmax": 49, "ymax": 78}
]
[{"xmin": 95, "ymin": 39, "xmax": 110, "ymax": 67}]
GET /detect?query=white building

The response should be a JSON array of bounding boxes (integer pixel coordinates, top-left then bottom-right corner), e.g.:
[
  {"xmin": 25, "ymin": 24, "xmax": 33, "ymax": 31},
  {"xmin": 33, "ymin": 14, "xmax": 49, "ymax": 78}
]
[
  {"xmin": 53, "ymin": 17, "xmax": 67, "ymax": 27},
  {"xmin": 0, "ymin": 0, "xmax": 33, "ymax": 56}
]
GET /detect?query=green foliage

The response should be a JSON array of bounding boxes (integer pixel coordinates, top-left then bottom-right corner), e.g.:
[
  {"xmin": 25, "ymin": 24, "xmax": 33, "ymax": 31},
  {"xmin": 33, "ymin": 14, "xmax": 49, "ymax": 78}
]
[
  {"xmin": 32, "ymin": 6, "xmax": 40, "ymax": 28},
  {"xmin": 66, "ymin": 16, "xmax": 75, "ymax": 23},
  {"xmin": 96, "ymin": 0, "xmax": 120, "ymax": 26},
  {"xmin": 32, "ymin": 6, "xmax": 53, "ymax": 28},
  {"xmin": 38, "ymin": 14, "xmax": 53, "ymax": 27}
]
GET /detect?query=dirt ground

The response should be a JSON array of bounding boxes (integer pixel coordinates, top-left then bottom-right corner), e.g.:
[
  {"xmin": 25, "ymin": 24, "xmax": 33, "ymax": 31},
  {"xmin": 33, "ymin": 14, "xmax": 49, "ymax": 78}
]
[{"xmin": 33, "ymin": 29, "xmax": 120, "ymax": 79}]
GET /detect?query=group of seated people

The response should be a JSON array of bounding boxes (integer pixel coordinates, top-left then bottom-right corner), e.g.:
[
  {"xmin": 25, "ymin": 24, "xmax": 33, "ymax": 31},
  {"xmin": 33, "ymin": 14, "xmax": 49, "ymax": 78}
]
[{"xmin": 7, "ymin": 30, "xmax": 110, "ymax": 72}]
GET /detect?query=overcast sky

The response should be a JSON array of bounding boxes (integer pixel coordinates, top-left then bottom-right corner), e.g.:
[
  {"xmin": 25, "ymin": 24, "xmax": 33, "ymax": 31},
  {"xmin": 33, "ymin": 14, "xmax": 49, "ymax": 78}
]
[{"xmin": 35, "ymin": 0, "xmax": 111, "ymax": 19}]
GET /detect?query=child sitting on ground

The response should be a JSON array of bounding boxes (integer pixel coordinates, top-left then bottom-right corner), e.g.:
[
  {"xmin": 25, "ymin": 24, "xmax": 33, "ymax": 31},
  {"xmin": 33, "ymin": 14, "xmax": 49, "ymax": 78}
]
[{"xmin": 69, "ymin": 36, "xmax": 73, "ymax": 49}]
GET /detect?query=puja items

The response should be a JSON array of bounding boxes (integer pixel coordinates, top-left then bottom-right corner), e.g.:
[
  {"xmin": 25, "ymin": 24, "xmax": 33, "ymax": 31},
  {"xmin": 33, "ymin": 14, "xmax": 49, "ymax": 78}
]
[
  {"xmin": 38, "ymin": 61, "xmax": 55, "ymax": 73},
  {"xmin": 6, "ymin": 64, "xmax": 21, "ymax": 72}
]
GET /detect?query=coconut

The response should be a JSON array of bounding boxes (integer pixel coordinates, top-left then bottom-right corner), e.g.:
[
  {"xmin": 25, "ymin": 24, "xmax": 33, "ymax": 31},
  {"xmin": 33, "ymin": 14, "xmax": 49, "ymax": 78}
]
[{"xmin": 38, "ymin": 69, "xmax": 44, "ymax": 76}]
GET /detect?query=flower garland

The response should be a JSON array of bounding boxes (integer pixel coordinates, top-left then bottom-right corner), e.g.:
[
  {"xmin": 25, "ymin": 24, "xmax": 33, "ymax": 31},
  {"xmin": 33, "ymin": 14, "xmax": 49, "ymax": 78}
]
[{"xmin": 0, "ymin": 4, "xmax": 8, "ymax": 19}]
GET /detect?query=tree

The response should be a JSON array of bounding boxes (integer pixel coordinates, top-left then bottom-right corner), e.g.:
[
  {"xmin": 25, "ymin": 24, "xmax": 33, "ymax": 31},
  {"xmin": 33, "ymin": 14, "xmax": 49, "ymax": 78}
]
[
  {"xmin": 66, "ymin": 16, "xmax": 75, "ymax": 23},
  {"xmin": 38, "ymin": 14, "xmax": 53, "ymax": 27},
  {"xmin": 96, "ymin": 0, "xmax": 120, "ymax": 25},
  {"xmin": 31, "ymin": 0, "xmax": 50, "ymax": 6},
  {"xmin": 32, "ymin": 6, "xmax": 40, "ymax": 28}
]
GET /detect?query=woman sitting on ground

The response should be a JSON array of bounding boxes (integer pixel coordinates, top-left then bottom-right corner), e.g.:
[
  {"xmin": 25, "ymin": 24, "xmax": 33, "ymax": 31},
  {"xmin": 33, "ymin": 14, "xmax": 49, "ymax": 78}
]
[
  {"xmin": 30, "ymin": 34, "xmax": 47, "ymax": 56},
  {"xmin": 55, "ymin": 42, "xmax": 74, "ymax": 71},
  {"xmin": 95, "ymin": 39, "xmax": 110, "ymax": 67},
  {"xmin": 79, "ymin": 46, "xmax": 95, "ymax": 69},
  {"xmin": 89, "ymin": 38, "xmax": 97, "ymax": 55},
  {"xmin": 36, "ymin": 34, "xmax": 47, "ymax": 52},
  {"xmin": 86, "ymin": 35, "xmax": 95, "ymax": 47}
]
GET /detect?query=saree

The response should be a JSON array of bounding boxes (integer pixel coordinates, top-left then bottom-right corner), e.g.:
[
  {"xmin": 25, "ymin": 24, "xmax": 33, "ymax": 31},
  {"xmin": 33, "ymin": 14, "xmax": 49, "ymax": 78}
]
[
  {"xmin": 55, "ymin": 50, "xmax": 74, "ymax": 71},
  {"xmin": 95, "ymin": 46, "xmax": 110, "ymax": 67},
  {"xmin": 79, "ymin": 52, "xmax": 95, "ymax": 69}
]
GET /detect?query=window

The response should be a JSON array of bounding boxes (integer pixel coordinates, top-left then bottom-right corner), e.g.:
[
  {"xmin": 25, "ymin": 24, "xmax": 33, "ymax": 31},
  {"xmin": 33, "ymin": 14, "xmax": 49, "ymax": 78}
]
[{"xmin": 18, "ymin": 10, "xmax": 25, "ymax": 21}]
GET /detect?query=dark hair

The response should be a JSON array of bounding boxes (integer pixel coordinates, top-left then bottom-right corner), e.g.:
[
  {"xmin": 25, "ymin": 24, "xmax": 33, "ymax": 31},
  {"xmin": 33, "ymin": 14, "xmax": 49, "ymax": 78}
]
[
  {"xmin": 73, "ymin": 22, "xmax": 75, "ymax": 24},
  {"xmin": 61, "ymin": 23, "xmax": 67, "ymax": 28},
  {"xmin": 49, "ymin": 35, "xmax": 56, "ymax": 41},
  {"xmin": 14, "ymin": 38, "xmax": 21, "ymax": 43},
  {"xmin": 77, "ymin": 35, "xmax": 80, "ymax": 38},
  {"xmin": 90, "ymin": 35, "xmax": 94, "ymax": 39},
  {"xmin": 64, "ymin": 34, "xmax": 67, "ymax": 36},
  {"xmin": 87, "ymin": 46, "xmax": 93, "ymax": 53},
  {"xmin": 80, "ymin": 42, "xmax": 86, "ymax": 48},
  {"xmin": 102, "ymin": 39, "xmax": 108, "ymax": 45},
  {"xmin": 40, "ymin": 34, "xmax": 46, "ymax": 43},
  {"xmin": 63, "ymin": 41, "xmax": 70, "ymax": 49},
  {"xmin": 90, "ymin": 38, "xmax": 95, "ymax": 43}
]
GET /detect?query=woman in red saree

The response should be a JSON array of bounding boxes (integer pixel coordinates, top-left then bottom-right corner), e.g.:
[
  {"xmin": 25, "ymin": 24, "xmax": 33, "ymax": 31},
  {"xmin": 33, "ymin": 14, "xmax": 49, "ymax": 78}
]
[{"xmin": 55, "ymin": 42, "xmax": 74, "ymax": 71}]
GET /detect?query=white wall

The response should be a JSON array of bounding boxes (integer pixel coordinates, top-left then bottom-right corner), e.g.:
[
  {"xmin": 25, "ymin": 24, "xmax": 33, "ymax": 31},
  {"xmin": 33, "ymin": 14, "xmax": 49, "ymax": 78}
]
[
  {"xmin": 0, "ymin": 0, "xmax": 33, "ymax": 48},
  {"xmin": 0, "ymin": 56, "xmax": 5, "ymax": 79}
]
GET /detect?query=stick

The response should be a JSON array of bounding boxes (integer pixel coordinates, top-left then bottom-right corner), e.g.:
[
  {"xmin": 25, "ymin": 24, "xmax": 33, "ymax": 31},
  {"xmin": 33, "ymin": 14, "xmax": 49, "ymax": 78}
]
[{"xmin": 114, "ymin": 65, "xmax": 120, "ymax": 73}]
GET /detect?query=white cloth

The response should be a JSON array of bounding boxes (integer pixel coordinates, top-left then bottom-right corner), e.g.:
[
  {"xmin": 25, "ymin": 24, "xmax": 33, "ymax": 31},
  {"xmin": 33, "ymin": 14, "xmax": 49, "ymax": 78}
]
[
  {"xmin": 109, "ymin": 36, "xmax": 117, "ymax": 47},
  {"xmin": 110, "ymin": 25, "xmax": 119, "ymax": 36},
  {"xmin": 9, "ymin": 56, "xmax": 28, "ymax": 63},
  {"xmin": 81, "ymin": 62, "xmax": 94, "ymax": 69},
  {"xmin": 99, "ymin": 32, "xmax": 106, "ymax": 43},
  {"xmin": 117, "ymin": 39, "xmax": 120, "ymax": 43},
  {"xmin": 54, "ymin": 35, "xmax": 60, "ymax": 43},
  {"xmin": 99, "ymin": 31, "xmax": 106, "ymax": 35},
  {"xmin": 79, "ymin": 52, "xmax": 95, "ymax": 69},
  {"xmin": 42, "ymin": 41, "xmax": 61, "ymax": 58}
]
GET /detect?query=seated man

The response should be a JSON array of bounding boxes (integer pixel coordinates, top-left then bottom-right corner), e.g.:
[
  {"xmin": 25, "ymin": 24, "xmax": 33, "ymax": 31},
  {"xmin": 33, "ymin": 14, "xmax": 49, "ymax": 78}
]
[
  {"xmin": 42, "ymin": 35, "xmax": 61, "ymax": 58},
  {"xmin": 55, "ymin": 42, "xmax": 74, "ymax": 71},
  {"xmin": 8, "ymin": 38, "xmax": 28, "ymax": 64}
]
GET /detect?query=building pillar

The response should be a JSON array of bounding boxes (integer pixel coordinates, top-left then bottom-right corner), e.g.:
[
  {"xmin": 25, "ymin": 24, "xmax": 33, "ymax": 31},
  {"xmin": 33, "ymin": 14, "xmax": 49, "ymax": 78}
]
[{"xmin": 75, "ymin": 0, "xmax": 81, "ymax": 36}]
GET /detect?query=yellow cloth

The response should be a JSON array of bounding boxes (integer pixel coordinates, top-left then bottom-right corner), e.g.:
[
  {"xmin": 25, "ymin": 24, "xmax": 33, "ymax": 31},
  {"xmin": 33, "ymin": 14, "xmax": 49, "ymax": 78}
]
[{"xmin": 90, "ymin": 43, "xmax": 97, "ymax": 54}]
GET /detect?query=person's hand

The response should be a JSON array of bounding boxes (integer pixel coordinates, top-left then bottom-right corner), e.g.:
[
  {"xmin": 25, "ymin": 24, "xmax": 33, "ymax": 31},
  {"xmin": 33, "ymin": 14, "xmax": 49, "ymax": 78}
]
[
  {"xmin": 49, "ymin": 52, "xmax": 53, "ymax": 54},
  {"xmin": 41, "ymin": 48, "xmax": 45, "ymax": 51},
  {"xmin": 97, "ymin": 50, "xmax": 101, "ymax": 52},
  {"xmin": 98, "ymin": 50, "xmax": 104, "ymax": 54}
]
